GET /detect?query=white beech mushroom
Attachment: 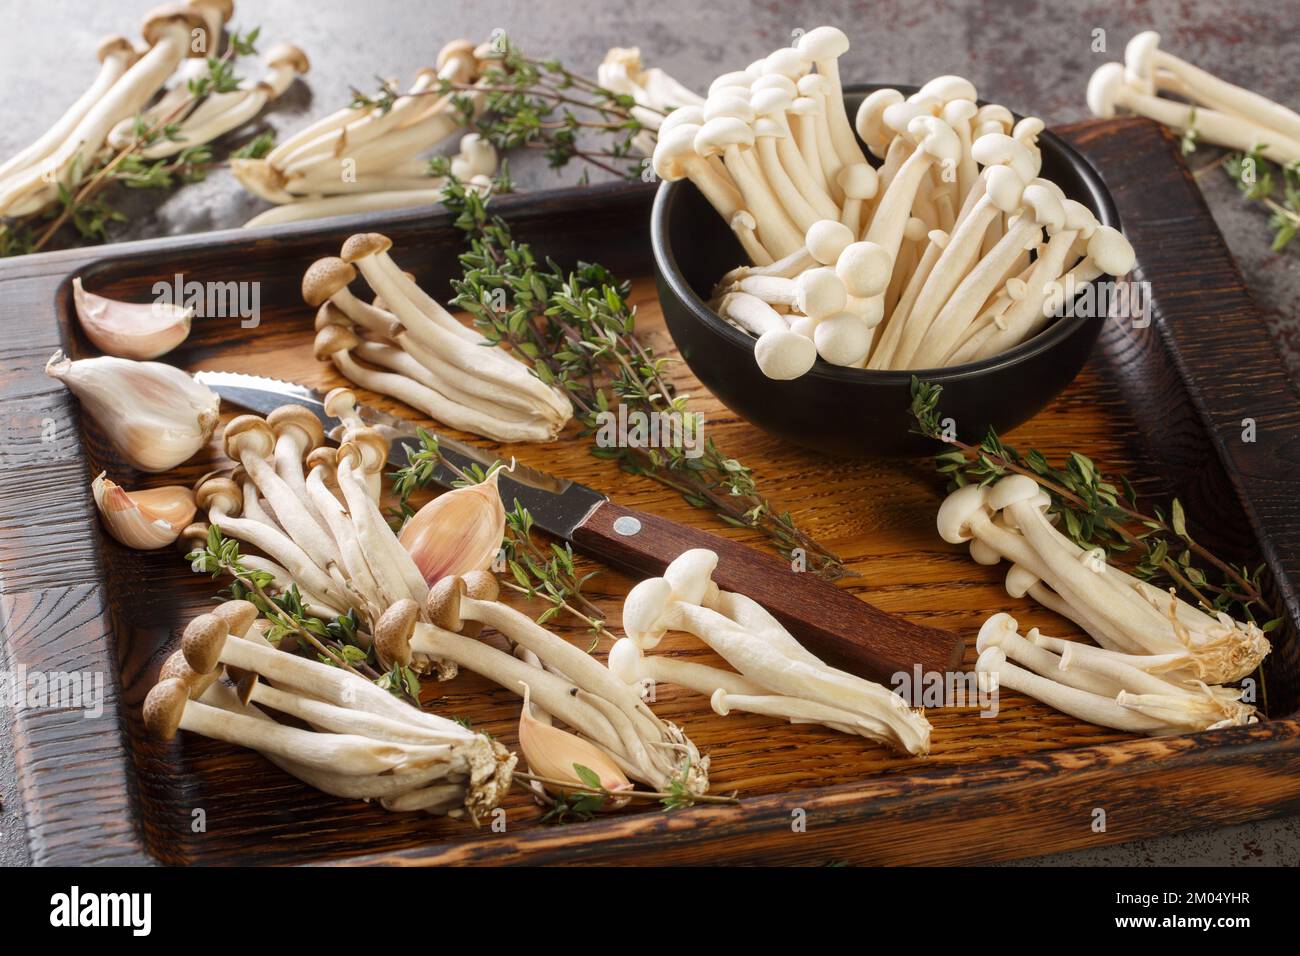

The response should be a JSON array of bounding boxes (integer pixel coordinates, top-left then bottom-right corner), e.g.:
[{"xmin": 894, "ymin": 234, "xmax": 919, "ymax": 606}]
[
  {"xmin": 696, "ymin": 117, "xmax": 805, "ymax": 259},
  {"xmin": 716, "ymin": 291, "xmax": 817, "ymax": 379},
  {"xmin": 796, "ymin": 26, "xmax": 867, "ymax": 170}
]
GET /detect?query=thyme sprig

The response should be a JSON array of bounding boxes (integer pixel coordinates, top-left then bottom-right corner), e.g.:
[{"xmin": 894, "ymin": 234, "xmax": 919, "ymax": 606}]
[
  {"xmin": 521, "ymin": 760, "xmax": 738, "ymax": 823},
  {"xmin": 439, "ymin": 178, "xmax": 849, "ymax": 578},
  {"xmin": 1190, "ymin": 145, "xmax": 1300, "ymax": 252},
  {"xmin": 909, "ymin": 378, "xmax": 1282, "ymax": 627}
]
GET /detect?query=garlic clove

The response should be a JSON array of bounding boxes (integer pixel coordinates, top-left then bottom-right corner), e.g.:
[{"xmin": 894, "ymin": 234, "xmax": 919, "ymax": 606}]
[
  {"xmin": 517, "ymin": 682, "xmax": 632, "ymax": 807},
  {"xmin": 73, "ymin": 277, "xmax": 193, "ymax": 360},
  {"xmin": 45, "ymin": 350, "xmax": 220, "ymax": 472},
  {"xmin": 399, "ymin": 467, "xmax": 505, "ymax": 585},
  {"xmin": 92, "ymin": 472, "xmax": 197, "ymax": 550}
]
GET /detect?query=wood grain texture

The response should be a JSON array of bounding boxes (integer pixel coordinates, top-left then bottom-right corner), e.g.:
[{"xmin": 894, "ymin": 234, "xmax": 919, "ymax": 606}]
[{"xmin": 1, "ymin": 119, "xmax": 1298, "ymax": 866}]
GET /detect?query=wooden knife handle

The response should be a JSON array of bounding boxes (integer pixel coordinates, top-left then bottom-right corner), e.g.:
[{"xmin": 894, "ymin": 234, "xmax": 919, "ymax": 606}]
[{"xmin": 571, "ymin": 500, "xmax": 965, "ymax": 683}]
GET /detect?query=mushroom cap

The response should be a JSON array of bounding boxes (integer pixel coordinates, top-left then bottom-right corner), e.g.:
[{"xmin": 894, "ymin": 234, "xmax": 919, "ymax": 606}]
[
  {"xmin": 789, "ymin": 96, "xmax": 821, "ymax": 118},
  {"xmin": 437, "ymin": 39, "xmax": 480, "ymax": 78},
  {"xmin": 314, "ymin": 323, "xmax": 360, "ymax": 359},
  {"xmin": 976, "ymin": 645, "xmax": 1008, "ymax": 674},
  {"xmin": 709, "ymin": 688, "xmax": 732, "ymax": 716},
  {"xmin": 375, "ymin": 599, "xmax": 419, "ymax": 667},
  {"xmin": 658, "ymin": 105, "xmax": 704, "ymax": 136},
  {"xmin": 141, "ymin": 4, "xmax": 207, "ymax": 51},
  {"xmin": 708, "ymin": 71, "xmax": 754, "ymax": 96},
  {"xmin": 797, "ymin": 25, "xmax": 850, "ymax": 61},
  {"xmin": 975, "ymin": 612, "xmax": 1018, "ymax": 652},
  {"xmin": 836, "ymin": 162, "xmax": 878, "ymax": 201},
  {"xmin": 97, "ymin": 35, "xmax": 137, "ymax": 63},
  {"xmin": 849, "ymin": 293, "xmax": 885, "ymax": 327},
  {"xmin": 903, "ymin": 216, "xmax": 928, "ymax": 243},
  {"xmin": 265, "ymin": 42, "xmax": 311, "ymax": 75},
  {"xmin": 1086, "ymin": 62, "xmax": 1128, "ymax": 119},
  {"xmin": 763, "ymin": 46, "xmax": 810, "ymax": 80},
  {"xmin": 836, "ymin": 241, "xmax": 892, "ymax": 298},
  {"xmin": 181, "ymin": 613, "xmax": 229, "ymax": 674},
  {"xmin": 340, "ymin": 232, "xmax": 393, "ymax": 263},
  {"xmin": 983, "ymin": 164, "xmax": 1027, "ymax": 213},
  {"xmin": 855, "ymin": 88, "xmax": 904, "ymax": 154},
  {"xmin": 1087, "ymin": 225, "xmax": 1136, "ymax": 275},
  {"xmin": 223, "ymin": 414, "xmax": 276, "ymax": 461},
  {"xmin": 302, "ymin": 257, "xmax": 357, "ymax": 306},
  {"xmin": 986, "ymin": 474, "xmax": 1042, "ymax": 512},
  {"xmin": 176, "ymin": 520, "xmax": 210, "ymax": 554},
  {"xmin": 1005, "ymin": 565, "xmax": 1039, "ymax": 599},
  {"xmin": 1060, "ymin": 199, "xmax": 1098, "ymax": 237},
  {"xmin": 606, "ymin": 637, "xmax": 646, "ymax": 685},
  {"xmin": 305, "ymin": 446, "xmax": 337, "ymax": 471},
  {"xmin": 942, "ymin": 98, "xmax": 978, "ymax": 127},
  {"xmin": 268, "ymin": 403, "xmax": 326, "ymax": 451},
  {"xmin": 936, "ymin": 483, "xmax": 989, "ymax": 544},
  {"xmin": 194, "ymin": 475, "xmax": 241, "ymax": 514},
  {"xmin": 188, "ymin": 0, "xmax": 234, "ymax": 23},
  {"xmin": 702, "ymin": 92, "xmax": 755, "ymax": 124},
  {"xmin": 749, "ymin": 87, "xmax": 793, "ymax": 117},
  {"xmin": 975, "ymin": 104, "xmax": 1014, "ymax": 131},
  {"xmin": 425, "ymin": 576, "xmax": 466, "ymax": 632},
  {"xmin": 694, "ymin": 117, "xmax": 754, "ymax": 156},
  {"xmin": 805, "ymin": 218, "xmax": 855, "ymax": 264},
  {"xmin": 908, "ymin": 115, "xmax": 963, "ymax": 163},
  {"xmin": 1123, "ymin": 30, "xmax": 1163, "ymax": 93},
  {"xmin": 622, "ymin": 576, "xmax": 674, "ymax": 647},
  {"xmin": 462, "ymin": 569, "xmax": 500, "ymax": 602},
  {"xmin": 314, "ymin": 301, "xmax": 352, "ymax": 332},
  {"xmin": 971, "ymin": 133, "xmax": 1036, "ymax": 181},
  {"xmin": 211, "ymin": 599, "xmax": 258, "ymax": 639},
  {"xmin": 159, "ymin": 649, "xmax": 218, "ymax": 698},
  {"xmin": 752, "ymin": 116, "xmax": 785, "ymax": 140},
  {"xmin": 788, "ymin": 314, "xmax": 819, "ymax": 339},
  {"xmin": 342, "ymin": 425, "xmax": 388, "ymax": 472},
  {"xmin": 969, "ymin": 537, "xmax": 1002, "ymax": 566},
  {"xmin": 755, "ymin": 328, "xmax": 817, "ymax": 379},
  {"xmin": 796, "ymin": 72, "xmax": 831, "ymax": 99},
  {"xmin": 230, "ymin": 157, "xmax": 294, "ymax": 204},
  {"xmin": 813, "ymin": 313, "xmax": 872, "ymax": 366},
  {"xmin": 663, "ymin": 548, "xmax": 718, "ymax": 606},
  {"xmin": 796, "ymin": 267, "xmax": 848, "ymax": 319},
  {"xmin": 916, "ymin": 74, "xmax": 978, "ymax": 105},
  {"xmin": 883, "ymin": 99, "xmax": 936, "ymax": 136},
  {"xmin": 143, "ymin": 678, "xmax": 189, "ymax": 739},
  {"xmin": 652, "ymin": 124, "xmax": 702, "ymax": 181},
  {"xmin": 1013, "ymin": 116, "xmax": 1045, "ymax": 146},
  {"xmin": 750, "ymin": 74, "xmax": 797, "ymax": 98},
  {"xmin": 323, "ymin": 386, "xmax": 358, "ymax": 419},
  {"xmin": 1018, "ymin": 184, "xmax": 1066, "ymax": 231}
]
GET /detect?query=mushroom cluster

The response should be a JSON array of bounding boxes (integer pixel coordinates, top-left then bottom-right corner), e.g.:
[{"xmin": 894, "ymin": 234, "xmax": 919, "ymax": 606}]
[
  {"xmin": 145, "ymin": 601, "xmax": 515, "ymax": 817},
  {"xmin": 653, "ymin": 26, "xmax": 1136, "ymax": 378},
  {"xmin": 306, "ymin": 232, "xmax": 572, "ymax": 443},
  {"xmin": 0, "ymin": 1, "xmax": 307, "ymax": 220},
  {"xmin": 374, "ymin": 572, "xmax": 709, "ymax": 798},
  {"xmin": 608, "ymin": 549, "xmax": 932, "ymax": 755},
  {"xmin": 938, "ymin": 474, "xmax": 1271, "ymax": 732},
  {"xmin": 1089, "ymin": 31, "xmax": 1300, "ymax": 166},
  {"xmin": 236, "ymin": 40, "xmax": 499, "ymax": 227}
]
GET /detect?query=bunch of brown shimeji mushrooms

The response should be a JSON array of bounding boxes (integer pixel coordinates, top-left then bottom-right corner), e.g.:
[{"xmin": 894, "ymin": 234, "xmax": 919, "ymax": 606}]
[
  {"xmin": 1089, "ymin": 31, "xmax": 1300, "ymax": 166},
  {"xmin": 649, "ymin": 25, "xmax": 1136, "ymax": 379},
  {"xmin": 0, "ymin": 1, "xmax": 308, "ymax": 221},
  {"xmin": 938, "ymin": 475, "xmax": 1269, "ymax": 735},
  {"xmin": 608, "ymin": 549, "xmax": 932, "ymax": 755},
  {"xmin": 147, "ymin": 601, "xmax": 515, "ymax": 818},
  {"xmin": 235, "ymin": 40, "xmax": 499, "ymax": 228},
  {"xmin": 166, "ymin": 395, "xmax": 707, "ymax": 810},
  {"xmin": 306, "ymin": 232, "xmax": 572, "ymax": 443}
]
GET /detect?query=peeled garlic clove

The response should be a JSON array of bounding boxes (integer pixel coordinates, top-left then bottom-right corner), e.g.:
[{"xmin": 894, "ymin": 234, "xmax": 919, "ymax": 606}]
[
  {"xmin": 73, "ymin": 277, "xmax": 193, "ymax": 360},
  {"xmin": 45, "ymin": 350, "xmax": 220, "ymax": 472},
  {"xmin": 92, "ymin": 472, "xmax": 197, "ymax": 550},
  {"xmin": 399, "ymin": 467, "xmax": 505, "ymax": 585},
  {"xmin": 517, "ymin": 682, "xmax": 632, "ymax": 807}
]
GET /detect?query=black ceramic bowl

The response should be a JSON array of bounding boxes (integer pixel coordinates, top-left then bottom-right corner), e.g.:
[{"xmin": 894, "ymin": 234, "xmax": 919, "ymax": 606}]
[{"xmin": 651, "ymin": 85, "xmax": 1122, "ymax": 457}]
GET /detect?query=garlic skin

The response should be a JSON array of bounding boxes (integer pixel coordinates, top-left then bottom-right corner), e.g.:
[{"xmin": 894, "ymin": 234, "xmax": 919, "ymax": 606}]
[
  {"xmin": 73, "ymin": 277, "xmax": 192, "ymax": 360},
  {"xmin": 45, "ymin": 350, "xmax": 220, "ymax": 472},
  {"xmin": 517, "ymin": 682, "xmax": 632, "ymax": 806},
  {"xmin": 92, "ymin": 472, "xmax": 197, "ymax": 550},
  {"xmin": 399, "ymin": 467, "xmax": 505, "ymax": 586}
]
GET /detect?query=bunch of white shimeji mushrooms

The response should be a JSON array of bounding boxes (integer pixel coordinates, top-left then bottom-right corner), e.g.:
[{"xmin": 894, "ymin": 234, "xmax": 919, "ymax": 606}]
[
  {"xmin": 0, "ymin": 1, "xmax": 308, "ymax": 221},
  {"xmin": 609, "ymin": 549, "xmax": 932, "ymax": 755},
  {"xmin": 1089, "ymin": 31, "xmax": 1300, "ymax": 166},
  {"xmin": 938, "ymin": 475, "xmax": 1270, "ymax": 735},
  {"xmin": 236, "ymin": 39, "xmax": 500, "ymax": 228},
  {"xmin": 649, "ymin": 25, "xmax": 1136, "ymax": 379},
  {"xmin": 307, "ymin": 232, "xmax": 572, "ymax": 443},
  {"xmin": 145, "ymin": 600, "xmax": 516, "ymax": 818}
]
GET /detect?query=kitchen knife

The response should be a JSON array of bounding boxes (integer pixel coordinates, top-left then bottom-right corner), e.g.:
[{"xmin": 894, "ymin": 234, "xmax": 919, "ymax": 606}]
[{"xmin": 195, "ymin": 371, "xmax": 966, "ymax": 682}]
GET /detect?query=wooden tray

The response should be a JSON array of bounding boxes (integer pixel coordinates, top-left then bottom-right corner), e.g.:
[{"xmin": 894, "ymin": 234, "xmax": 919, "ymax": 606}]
[{"xmin": 3, "ymin": 116, "xmax": 1299, "ymax": 866}]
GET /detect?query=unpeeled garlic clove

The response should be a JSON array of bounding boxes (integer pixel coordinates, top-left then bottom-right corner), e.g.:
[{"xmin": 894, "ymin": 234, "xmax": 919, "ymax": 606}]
[
  {"xmin": 45, "ymin": 350, "xmax": 220, "ymax": 472},
  {"xmin": 72, "ymin": 277, "xmax": 193, "ymax": 360},
  {"xmin": 399, "ymin": 467, "xmax": 505, "ymax": 586},
  {"xmin": 92, "ymin": 472, "xmax": 197, "ymax": 549},
  {"xmin": 517, "ymin": 682, "xmax": 632, "ymax": 807}
]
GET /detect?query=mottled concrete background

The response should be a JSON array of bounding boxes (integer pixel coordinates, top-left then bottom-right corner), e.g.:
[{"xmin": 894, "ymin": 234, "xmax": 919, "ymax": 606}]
[{"xmin": 1, "ymin": 0, "xmax": 1298, "ymax": 866}]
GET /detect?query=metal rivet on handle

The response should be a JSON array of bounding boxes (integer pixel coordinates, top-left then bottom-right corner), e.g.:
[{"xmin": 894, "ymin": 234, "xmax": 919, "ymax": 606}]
[{"xmin": 613, "ymin": 515, "xmax": 642, "ymax": 537}]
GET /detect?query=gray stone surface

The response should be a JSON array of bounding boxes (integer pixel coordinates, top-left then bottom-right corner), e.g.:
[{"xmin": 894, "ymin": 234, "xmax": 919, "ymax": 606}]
[{"xmin": 1, "ymin": 0, "xmax": 1298, "ymax": 866}]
